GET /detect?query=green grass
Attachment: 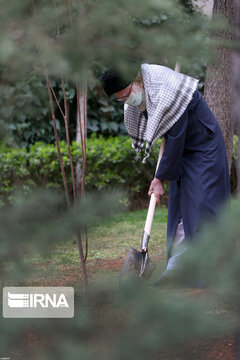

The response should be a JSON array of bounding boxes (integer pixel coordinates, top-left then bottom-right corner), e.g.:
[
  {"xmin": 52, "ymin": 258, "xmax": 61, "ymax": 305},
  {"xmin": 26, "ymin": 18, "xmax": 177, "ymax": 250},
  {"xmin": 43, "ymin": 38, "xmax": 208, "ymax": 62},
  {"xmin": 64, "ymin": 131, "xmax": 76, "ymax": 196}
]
[
  {"xmin": 27, "ymin": 205, "xmax": 168, "ymax": 266},
  {"xmin": 25, "ymin": 200, "xmax": 238, "ymax": 287}
]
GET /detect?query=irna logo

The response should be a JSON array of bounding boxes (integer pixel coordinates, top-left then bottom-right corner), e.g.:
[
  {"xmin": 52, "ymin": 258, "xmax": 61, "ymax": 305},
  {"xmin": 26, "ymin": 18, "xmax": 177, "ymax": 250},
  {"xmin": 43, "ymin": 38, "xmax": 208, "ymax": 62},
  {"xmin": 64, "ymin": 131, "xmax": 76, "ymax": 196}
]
[
  {"xmin": 8, "ymin": 292, "xmax": 69, "ymax": 308},
  {"xmin": 3, "ymin": 287, "xmax": 74, "ymax": 318}
]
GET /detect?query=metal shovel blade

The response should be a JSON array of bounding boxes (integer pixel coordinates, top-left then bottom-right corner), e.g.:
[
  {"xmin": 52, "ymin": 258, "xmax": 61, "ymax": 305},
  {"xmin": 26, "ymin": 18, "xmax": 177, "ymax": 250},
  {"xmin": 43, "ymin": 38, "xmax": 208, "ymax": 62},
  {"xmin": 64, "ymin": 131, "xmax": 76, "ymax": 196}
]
[{"xmin": 119, "ymin": 247, "xmax": 156, "ymax": 283}]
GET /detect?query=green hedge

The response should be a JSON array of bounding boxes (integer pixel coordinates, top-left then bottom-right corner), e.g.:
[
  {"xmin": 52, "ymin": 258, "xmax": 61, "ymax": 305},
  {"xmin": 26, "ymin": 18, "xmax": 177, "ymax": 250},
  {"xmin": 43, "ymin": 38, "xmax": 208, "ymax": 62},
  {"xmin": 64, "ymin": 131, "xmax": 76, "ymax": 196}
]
[
  {"xmin": 0, "ymin": 135, "xmax": 161, "ymax": 205},
  {"xmin": 1, "ymin": 135, "xmax": 238, "ymax": 206}
]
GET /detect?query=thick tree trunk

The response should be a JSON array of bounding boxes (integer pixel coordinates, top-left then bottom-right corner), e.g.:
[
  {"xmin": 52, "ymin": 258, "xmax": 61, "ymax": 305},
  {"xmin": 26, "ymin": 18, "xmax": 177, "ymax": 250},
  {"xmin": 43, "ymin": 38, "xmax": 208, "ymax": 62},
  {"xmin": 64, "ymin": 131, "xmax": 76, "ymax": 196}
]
[
  {"xmin": 232, "ymin": 0, "xmax": 240, "ymax": 192},
  {"xmin": 204, "ymin": 0, "xmax": 234, "ymax": 172}
]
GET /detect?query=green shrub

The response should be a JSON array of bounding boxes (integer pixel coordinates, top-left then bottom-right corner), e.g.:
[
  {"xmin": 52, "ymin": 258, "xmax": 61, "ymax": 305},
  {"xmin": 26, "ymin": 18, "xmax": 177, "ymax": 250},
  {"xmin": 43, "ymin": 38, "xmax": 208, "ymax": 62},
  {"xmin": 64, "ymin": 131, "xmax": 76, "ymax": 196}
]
[
  {"xmin": 0, "ymin": 136, "xmax": 162, "ymax": 205},
  {"xmin": 0, "ymin": 145, "xmax": 32, "ymax": 205},
  {"xmin": 1, "ymin": 134, "xmax": 238, "ymax": 206},
  {"xmin": 1, "ymin": 70, "xmax": 126, "ymax": 147}
]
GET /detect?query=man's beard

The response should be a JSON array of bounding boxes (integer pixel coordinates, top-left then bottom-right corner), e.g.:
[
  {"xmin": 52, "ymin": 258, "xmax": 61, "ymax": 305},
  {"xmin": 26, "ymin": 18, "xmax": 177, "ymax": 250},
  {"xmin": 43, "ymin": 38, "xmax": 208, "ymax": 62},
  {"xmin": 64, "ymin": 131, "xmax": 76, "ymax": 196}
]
[{"xmin": 137, "ymin": 90, "xmax": 146, "ymax": 112}]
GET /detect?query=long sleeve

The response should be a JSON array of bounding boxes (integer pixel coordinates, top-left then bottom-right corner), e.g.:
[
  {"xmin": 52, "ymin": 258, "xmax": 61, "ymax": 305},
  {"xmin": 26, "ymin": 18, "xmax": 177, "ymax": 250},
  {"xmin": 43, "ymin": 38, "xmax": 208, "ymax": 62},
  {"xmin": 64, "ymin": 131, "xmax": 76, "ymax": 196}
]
[{"xmin": 155, "ymin": 110, "xmax": 188, "ymax": 181}]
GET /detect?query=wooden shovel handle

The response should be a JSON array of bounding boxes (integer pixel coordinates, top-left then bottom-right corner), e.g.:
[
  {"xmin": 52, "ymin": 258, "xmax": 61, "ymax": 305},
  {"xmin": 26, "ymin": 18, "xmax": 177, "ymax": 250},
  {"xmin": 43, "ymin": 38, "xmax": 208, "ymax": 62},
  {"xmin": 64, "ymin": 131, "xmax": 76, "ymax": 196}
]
[{"xmin": 144, "ymin": 137, "xmax": 166, "ymax": 235}]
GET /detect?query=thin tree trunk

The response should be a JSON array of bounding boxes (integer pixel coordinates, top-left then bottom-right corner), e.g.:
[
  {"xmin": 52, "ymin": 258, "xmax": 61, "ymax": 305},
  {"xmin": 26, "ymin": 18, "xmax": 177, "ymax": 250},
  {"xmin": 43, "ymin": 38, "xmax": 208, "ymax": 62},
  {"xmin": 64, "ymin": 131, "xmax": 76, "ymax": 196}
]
[
  {"xmin": 61, "ymin": 78, "xmax": 76, "ymax": 202},
  {"xmin": 73, "ymin": 1, "xmax": 89, "ymax": 293},
  {"xmin": 77, "ymin": 232, "xmax": 88, "ymax": 294},
  {"xmin": 204, "ymin": 0, "xmax": 234, "ymax": 172},
  {"xmin": 45, "ymin": 74, "xmax": 71, "ymax": 208},
  {"xmin": 76, "ymin": 85, "xmax": 89, "ymax": 292},
  {"xmin": 76, "ymin": 87, "xmax": 87, "ymax": 195},
  {"xmin": 232, "ymin": 0, "xmax": 240, "ymax": 193}
]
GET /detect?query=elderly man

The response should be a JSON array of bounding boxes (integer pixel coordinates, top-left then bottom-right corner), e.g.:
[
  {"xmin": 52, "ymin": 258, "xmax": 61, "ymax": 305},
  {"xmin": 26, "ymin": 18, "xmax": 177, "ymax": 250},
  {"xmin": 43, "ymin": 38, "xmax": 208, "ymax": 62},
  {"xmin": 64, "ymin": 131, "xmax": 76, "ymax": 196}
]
[{"xmin": 99, "ymin": 63, "xmax": 230, "ymax": 285}]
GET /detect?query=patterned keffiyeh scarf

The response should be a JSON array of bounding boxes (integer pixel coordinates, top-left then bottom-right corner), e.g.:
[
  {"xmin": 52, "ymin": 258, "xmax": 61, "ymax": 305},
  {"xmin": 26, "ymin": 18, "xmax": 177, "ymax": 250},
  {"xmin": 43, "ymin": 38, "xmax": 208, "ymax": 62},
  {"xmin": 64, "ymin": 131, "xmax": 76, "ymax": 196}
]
[{"xmin": 124, "ymin": 63, "xmax": 199, "ymax": 162}]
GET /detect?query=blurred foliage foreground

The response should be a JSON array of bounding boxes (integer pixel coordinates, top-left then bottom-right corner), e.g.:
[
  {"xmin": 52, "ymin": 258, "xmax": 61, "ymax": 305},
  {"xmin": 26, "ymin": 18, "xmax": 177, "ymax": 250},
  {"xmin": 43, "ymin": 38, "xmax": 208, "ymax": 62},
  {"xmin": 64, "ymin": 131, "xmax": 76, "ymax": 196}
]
[
  {"xmin": 0, "ymin": 0, "xmax": 214, "ymax": 145},
  {"xmin": 0, "ymin": 189, "xmax": 240, "ymax": 359}
]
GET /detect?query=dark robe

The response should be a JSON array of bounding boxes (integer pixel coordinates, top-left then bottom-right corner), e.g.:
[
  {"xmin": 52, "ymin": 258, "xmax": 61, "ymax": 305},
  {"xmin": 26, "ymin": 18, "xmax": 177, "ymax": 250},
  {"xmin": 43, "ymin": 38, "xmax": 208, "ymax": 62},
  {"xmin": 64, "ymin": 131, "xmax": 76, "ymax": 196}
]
[{"xmin": 155, "ymin": 89, "xmax": 230, "ymax": 256}]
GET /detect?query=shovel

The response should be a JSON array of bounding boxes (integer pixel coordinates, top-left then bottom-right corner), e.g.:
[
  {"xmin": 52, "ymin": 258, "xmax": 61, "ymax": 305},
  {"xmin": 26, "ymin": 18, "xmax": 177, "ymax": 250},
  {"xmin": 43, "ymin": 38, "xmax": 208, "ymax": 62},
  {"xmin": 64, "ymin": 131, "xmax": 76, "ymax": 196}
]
[{"xmin": 119, "ymin": 138, "xmax": 166, "ymax": 283}]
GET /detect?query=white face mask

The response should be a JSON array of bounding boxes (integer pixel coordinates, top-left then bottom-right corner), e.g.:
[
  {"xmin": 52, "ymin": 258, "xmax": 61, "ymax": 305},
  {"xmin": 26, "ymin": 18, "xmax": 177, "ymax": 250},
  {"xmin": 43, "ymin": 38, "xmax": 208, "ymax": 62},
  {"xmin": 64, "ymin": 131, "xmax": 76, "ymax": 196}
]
[{"xmin": 125, "ymin": 89, "xmax": 143, "ymax": 107}]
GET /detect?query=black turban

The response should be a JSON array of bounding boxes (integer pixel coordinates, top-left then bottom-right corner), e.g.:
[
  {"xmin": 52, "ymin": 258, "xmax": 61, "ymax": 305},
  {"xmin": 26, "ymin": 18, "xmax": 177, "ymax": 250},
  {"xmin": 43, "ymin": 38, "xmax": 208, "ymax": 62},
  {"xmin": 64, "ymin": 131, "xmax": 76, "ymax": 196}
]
[{"xmin": 99, "ymin": 68, "xmax": 131, "ymax": 97}]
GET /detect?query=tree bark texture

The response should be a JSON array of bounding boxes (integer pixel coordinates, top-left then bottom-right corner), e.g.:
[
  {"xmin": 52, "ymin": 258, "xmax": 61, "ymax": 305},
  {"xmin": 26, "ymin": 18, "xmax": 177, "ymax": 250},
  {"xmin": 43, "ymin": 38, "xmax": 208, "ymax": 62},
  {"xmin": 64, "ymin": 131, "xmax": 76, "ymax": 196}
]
[
  {"xmin": 232, "ymin": 0, "xmax": 240, "ymax": 192},
  {"xmin": 76, "ymin": 88, "xmax": 87, "ymax": 196},
  {"xmin": 75, "ymin": 86, "xmax": 89, "ymax": 293},
  {"xmin": 204, "ymin": 0, "xmax": 234, "ymax": 172}
]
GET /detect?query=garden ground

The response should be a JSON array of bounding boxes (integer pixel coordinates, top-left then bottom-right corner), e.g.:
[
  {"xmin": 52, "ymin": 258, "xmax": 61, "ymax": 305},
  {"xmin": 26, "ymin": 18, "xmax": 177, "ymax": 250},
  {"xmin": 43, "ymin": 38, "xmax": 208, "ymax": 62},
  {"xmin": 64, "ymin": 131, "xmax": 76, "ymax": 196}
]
[{"xmin": 8, "ymin": 206, "xmax": 239, "ymax": 359}]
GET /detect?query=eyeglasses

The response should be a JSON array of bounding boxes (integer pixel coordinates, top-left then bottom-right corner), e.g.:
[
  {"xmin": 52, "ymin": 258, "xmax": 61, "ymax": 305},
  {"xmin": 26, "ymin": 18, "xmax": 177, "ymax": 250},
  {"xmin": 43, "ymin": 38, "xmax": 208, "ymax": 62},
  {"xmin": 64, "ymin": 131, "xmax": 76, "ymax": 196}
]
[{"xmin": 116, "ymin": 83, "xmax": 133, "ymax": 102}]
